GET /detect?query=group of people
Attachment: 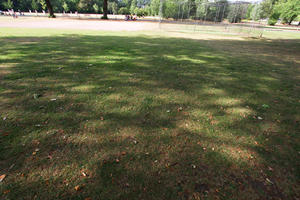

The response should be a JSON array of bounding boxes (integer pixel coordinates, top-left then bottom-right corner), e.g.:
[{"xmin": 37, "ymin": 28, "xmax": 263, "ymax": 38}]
[
  {"xmin": 2, "ymin": 9, "xmax": 25, "ymax": 18},
  {"xmin": 125, "ymin": 14, "xmax": 137, "ymax": 21}
]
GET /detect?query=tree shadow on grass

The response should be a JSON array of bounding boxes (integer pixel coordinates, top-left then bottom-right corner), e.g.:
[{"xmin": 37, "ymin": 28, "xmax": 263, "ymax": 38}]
[{"xmin": 0, "ymin": 34, "xmax": 299, "ymax": 199}]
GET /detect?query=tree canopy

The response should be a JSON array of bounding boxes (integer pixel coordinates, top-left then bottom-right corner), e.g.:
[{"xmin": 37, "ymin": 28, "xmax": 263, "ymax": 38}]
[{"xmin": 1, "ymin": 0, "xmax": 299, "ymax": 25}]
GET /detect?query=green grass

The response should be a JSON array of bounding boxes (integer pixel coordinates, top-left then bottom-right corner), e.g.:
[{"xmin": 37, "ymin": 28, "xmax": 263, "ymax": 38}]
[{"xmin": 0, "ymin": 27, "xmax": 299, "ymax": 200}]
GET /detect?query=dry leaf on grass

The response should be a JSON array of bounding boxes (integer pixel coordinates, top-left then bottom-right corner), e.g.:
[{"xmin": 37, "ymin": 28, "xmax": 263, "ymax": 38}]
[
  {"xmin": 81, "ymin": 169, "xmax": 88, "ymax": 177},
  {"xmin": 0, "ymin": 174, "xmax": 6, "ymax": 182},
  {"xmin": 3, "ymin": 190, "xmax": 10, "ymax": 194},
  {"xmin": 74, "ymin": 185, "xmax": 83, "ymax": 191}
]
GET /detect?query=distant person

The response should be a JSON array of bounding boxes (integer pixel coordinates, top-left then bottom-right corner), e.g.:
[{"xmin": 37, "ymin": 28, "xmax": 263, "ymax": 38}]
[{"xmin": 125, "ymin": 15, "xmax": 129, "ymax": 21}]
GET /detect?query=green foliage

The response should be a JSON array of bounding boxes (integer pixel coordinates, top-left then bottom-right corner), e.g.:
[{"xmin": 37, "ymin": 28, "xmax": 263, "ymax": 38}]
[
  {"xmin": 108, "ymin": 2, "xmax": 118, "ymax": 14},
  {"xmin": 250, "ymin": 4, "xmax": 261, "ymax": 21},
  {"xmin": 77, "ymin": 0, "xmax": 95, "ymax": 13},
  {"xmin": 93, "ymin": 3, "xmax": 99, "ymax": 12},
  {"xmin": 62, "ymin": 1, "xmax": 70, "ymax": 11},
  {"xmin": 38, "ymin": 0, "xmax": 48, "ymax": 10},
  {"xmin": 259, "ymin": 0, "xmax": 274, "ymax": 19},
  {"xmin": 227, "ymin": 3, "xmax": 245, "ymax": 23},
  {"xmin": 31, "ymin": 0, "xmax": 40, "ymax": 10},
  {"xmin": 2, "ymin": 0, "xmax": 14, "ymax": 9},
  {"xmin": 130, "ymin": 0, "xmax": 137, "ymax": 14},
  {"xmin": 4, "ymin": 0, "xmax": 298, "ymax": 23},
  {"xmin": 268, "ymin": 10, "xmax": 280, "ymax": 25},
  {"xmin": 150, "ymin": 0, "xmax": 160, "ymax": 15},
  {"xmin": 267, "ymin": 0, "xmax": 299, "ymax": 25},
  {"xmin": 162, "ymin": 0, "xmax": 179, "ymax": 19},
  {"xmin": 276, "ymin": 0, "xmax": 300, "ymax": 24},
  {"xmin": 246, "ymin": 4, "xmax": 254, "ymax": 19},
  {"xmin": 119, "ymin": 7, "xmax": 130, "ymax": 14}
]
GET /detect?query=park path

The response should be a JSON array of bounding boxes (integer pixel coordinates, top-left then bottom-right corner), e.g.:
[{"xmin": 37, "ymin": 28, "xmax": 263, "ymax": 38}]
[{"xmin": 0, "ymin": 17, "xmax": 159, "ymax": 31}]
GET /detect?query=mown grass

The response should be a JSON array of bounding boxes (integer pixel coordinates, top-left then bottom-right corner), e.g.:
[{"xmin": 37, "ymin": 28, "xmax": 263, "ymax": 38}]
[{"xmin": 0, "ymin": 27, "xmax": 299, "ymax": 200}]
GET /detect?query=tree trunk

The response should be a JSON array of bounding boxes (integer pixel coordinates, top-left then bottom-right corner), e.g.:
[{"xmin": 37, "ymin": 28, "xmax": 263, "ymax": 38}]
[
  {"xmin": 45, "ymin": 0, "xmax": 55, "ymax": 18},
  {"xmin": 288, "ymin": 15, "xmax": 296, "ymax": 25},
  {"xmin": 102, "ymin": 0, "xmax": 108, "ymax": 19}
]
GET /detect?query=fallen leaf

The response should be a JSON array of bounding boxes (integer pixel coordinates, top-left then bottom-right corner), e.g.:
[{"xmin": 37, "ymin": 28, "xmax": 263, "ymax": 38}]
[
  {"xmin": 81, "ymin": 169, "xmax": 88, "ymax": 177},
  {"xmin": 0, "ymin": 174, "xmax": 6, "ymax": 182},
  {"xmin": 3, "ymin": 190, "xmax": 10, "ymax": 194},
  {"xmin": 2, "ymin": 132, "xmax": 9, "ymax": 136},
  {"xmin": 33, "ymin": 93, "xmax": 41, "ymax": 99},
  {"xmin": 266, "ymin": 178, "xmax": 273, "ymax": 184},
  {"xmin": 9, "ymin": 164, "xmax": 15, "ymax": 170},
  {"xmin": 210, "ymin": 120, "xmax": 217, "ymax": 125},
  {"xmin": 268, "ymin": 166, "xmax": 274, "ymax": 171},
  {"xmin": 74, "ymin": 185, "xmax": 82, "ymax": 191}
]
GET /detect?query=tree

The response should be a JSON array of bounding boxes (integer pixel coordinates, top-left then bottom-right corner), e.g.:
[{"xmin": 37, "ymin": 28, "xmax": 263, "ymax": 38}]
[
  {"xmin": 119, "ymin": 7, "xmax": 129, "ymax": 14},
  {"xmin": 246, "ymin": 4, "xmax": 254, "ymax": 19},
  {"xmin": 45, "ymin": 0, "xmax": 56, "ymax": 17},
  {"xmin": 31, "ymin": 0, "xmax": 39, "ymax": 11},
  {"xmin": 150, "ymin": 0, "xmax": 160, "ymax": 16},
  {"xmin": 108, "ymin": 1, "xmax": 118, "ymax": 14},
  {"xmin": 268, "ymin": 0, "xmax": 299, "ymax": 25},
  {"xmin": 130, "ymin": 0, "xmax": 137, "ymax": 14},
  {"xmin": 63, "ymin": 1, "xmax": 70, "ymax": 12},
  {"xmin": 259, "ymin": 0, "xmax": 274, "ymax": 19},
  {"xmin": 228, "ymin": 3, "xmax": 243, "ymax": 23},
  {"xmin": 277, "ymin": 0, "xmax": 300, "ymax": 24},
  {"xmin": 2, "ymin": 0, "xmax": 14, "ymax": 9},
  {"xmin": 93, "ymin": 3, "xmax": 99, "ymax": 12},
  {"xmin": 102, "ymin": 0, "xmax": 108, "ymax": 19}
]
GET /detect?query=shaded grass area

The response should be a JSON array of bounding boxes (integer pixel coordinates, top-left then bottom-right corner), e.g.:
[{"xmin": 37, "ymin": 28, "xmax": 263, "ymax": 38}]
[{"xmin": 0, "ymin": 28, "xmax": 300, "ymax": 199}]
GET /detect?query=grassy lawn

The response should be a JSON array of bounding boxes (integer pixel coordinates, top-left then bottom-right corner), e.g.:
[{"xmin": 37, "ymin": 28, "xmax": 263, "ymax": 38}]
[{"xmin": 0, "ymin": 27, "xmax": 299, "ymax": 200}]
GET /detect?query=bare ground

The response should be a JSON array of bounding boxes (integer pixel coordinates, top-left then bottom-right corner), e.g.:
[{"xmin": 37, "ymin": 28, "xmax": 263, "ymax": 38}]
[{"xmin": 0, "ymin": 16, "xmax": 160, "ymax": 31}]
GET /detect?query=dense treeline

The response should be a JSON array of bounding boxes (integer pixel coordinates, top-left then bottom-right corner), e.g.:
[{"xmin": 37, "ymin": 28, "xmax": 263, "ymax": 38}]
[
  {"xmin": 0, "ymin": 0, "xmax": 299, "ymax": 24},
  {"xmin": 246, "ymin": 0, "xmax": 300, "ymax": 25}
]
